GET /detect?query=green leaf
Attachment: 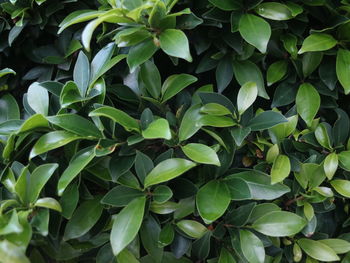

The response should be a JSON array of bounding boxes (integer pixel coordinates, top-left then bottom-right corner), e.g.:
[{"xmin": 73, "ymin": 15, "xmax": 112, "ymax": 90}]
[
  {"xmin": 150, "ymin": 201, "xmax": 178, "ymax": 214},
  {"xmin": 73, "ymin": 51, "xmax": 90, "ymax": 97},
  {"xmin": 271, "ymin": 155, "xmax": 291, "ymax": 184},
  {"xmin": 58, "ymin": 10, "xmax": 103, "ymax": 34},
  {"xmin": 178, "ymin": 104, "xmax": 202, "ymax": 141},
  {"xmin": 337, "ymin": 151, "xmax": 350, "ymax": 171},
  {"xmin": 239, "ymin": 14, "xmax": 271, "ymax": 53},
  {"xmin": 323, "ymin": 152, "xmax": 338, "ymax": 180},
  {"xmin": 240, "ymin": 230, "xmax": 265, "ymax": 263},
  {"xmin": 330, "ymin": 179, "xmax": 350, "ymax": 198},
  {"xmin": 319, "ymin": 239, "xmax": 350, "ymax": 254},
  {"xmin": 159, "ymin": 29, "xmax": 192, "ymax": 62},
  {"xmin": 63, "ymin": 196, "xmax": 103, "ymax": 240},
  {"xmin": 176, "ymin": 220, "xmax": 208, "ymax": 239},
  {"xmin": 153, "ymin": 185, "xmax": 173, "ymax": 204},
  {"xmin": 0, "ymin": 68, "xmax": 16, "ymax": 78},
  {"xmin": 35, "ymin": 197, "xmax": 62, "ymax": 212},
  {"xmin": 237, "ymin": 82, "xmax": 258, "ymax": 115},
  {"xmin": 296, "ymin": 83, "xmax": 320, "ymax": 127},
  {"xmin": 89, "ymin": 106, "xmax": 140, "ymax": 133},
  {"xmin": 252, "ymin": 211, "xmax": 307, "ymax": 236},
  {"xmin": 233, "ymin": 60, "xmax": 269, "ymax": 99},
  {"xmin": 0, "ymin": 94, "xmax": 20, "ymax": 122},
  {"xmin": 181, "ymin": 143, "xmax": 220, "ymax": 166},
  {"xmin": 336, "ymin": 49, "xmax": 350, "ymax": 94},
  {"xmin": 28, "ymin": 163, "xmax": 58, "ymax": 203},
  {"xmin": 127, "ymin": 38, "xmax": 158, "ymax": 72},
  {"xmin": 144, "ymin": 158, "xmax": 196, "ymax": 188},
  {"xmin": 161, "ymin": 74, "xmax": 197, "ymax": 102},
  {"xmin": 29, "ymin": 131, "xmax": 81, "ymax": 159},
  {"xmin": 225, "ymin": 170, "xmax": 290, "ymax": 200},
  {"xmin": 208, "ymin": 0, "xmax": 242, "ymax": 11},
  {"xmin": 255, "ymin": 2, "xmax": 293, "ymax": 20},
  {"xmin": 298, "ymin": 238, "xmax": 340, "ymax": 262},
  {"xmin": 27, "ymin": 82, "xmax": 49, "ymax": 116},
  {"xmin": 135, "ymin": 151, "xmax": 154, "ymax": 184},
  {"xmin": 0, "ymin": 240, "xmax": 30, "ymax": 263},
  {"xmin": 140, "ymin": 60, "xmax": 161, "ymax": 99},
  {"xmin": 248, "ymin": 111, "xmax": 288, "ymax": 131},
  {"xmin": 101, "ymin": 186, "xmax": 144, "ymax": 207},
  {"xmin": 142, "ymin": 118, "xmax": 171, "ymax": 140},
  {"xmin": 57, "ymin": 147, "xmax": 96, "ymax": 196},
  {"xmin": 47, "ymin": 114, "xmax": 102, "ymax": 138},
  {"xmin": 200, "ymin": 103, "xmax": 231, "ymax": 116},
  {"xmin": 111, "ymin": 196, "xmax": 146, "ymax": 256},
  {"xmin": 218, "ymin": 248, "xmax": 236, "ymax": 263},
  {"xmin": 196, "ymin": 180, "xmax": 231, "ymax": 224},
  {"xmin": 315, "ymin": 123, "xmax": 332, "ymax": 149},
  {"xmin": 17, "ymin": 114, "xmax": 48, "ymax": 134},
  {"xmin": 230, "ymin": 126, "xmax": 251, "ymax": 147},
  {"xmin": 267, "ymin": 60, "xmax": 288, "ymax": 86},
  {"xmin": 298, "ymin": 33, "xmax": 337, "ymax": 54},
  {"xmin": 116, "ymin": 249, "xmax": 139, "ymax": 263}
]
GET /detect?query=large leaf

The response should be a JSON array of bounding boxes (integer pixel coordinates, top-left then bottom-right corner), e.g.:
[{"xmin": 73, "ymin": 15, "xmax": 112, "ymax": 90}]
[
  {"xmin": 296, "ymin": 83, "xmax": 320, "ymax": 127},
  {"xmin": 144, "ymin": 158, "xmax": 196, "ymax": 188},
  {"xmin": 336, "ymin": 49, "xmax": 350, "ymax": 94},
  {"xmin": 270, "ymin": 155, "xmax": 291, "ymax": 184},
  {"xmin": 101, "ymin": 186, "xmax": 144, "ymax": 207},
  {"xmin": 0, "ymin": 240, "xmax": 30, "ymax": 263},
  {"xmin": 89, "ymin": 106, "xmax": 140, "ymax": 132},
  {"xmin": 58, "ymin": 10, "xmax": 104, "ymax": 34},
  {"xmin": 247, "ymin": 111, "xmax": 288, "ymax": 131},
  {"xmin": 110, "ymin": 196, "xmax": 146, "ymax": 256},
  {"xmin": 27, "ymin": 82, "xmax": 49, "ymax": 116},
  {"xmin": 196, "ymin": 180, "xmax": 231, "ymax": 224},
  {"xmin": 159, "ymin": 29, "xmax": 192, "ymax": 62},
  {"xmin": 298, "ymin": 239, "xmax": 339, "ymax": 262},
  {"xmin": 140, "ymin": 60, "xmax": 161, "ymax": 99},
  {"xmin": 237, "ymin": 82, "xmax": 258, "ymax": 115},
  {"xmin": 240, "ymin": 230, "xmax": 265, "ymax": 263},
  {"xmin": 142, "ymin": 118, "xmax": 171, "ymax": 140},
  {"xmin": 63, "ymin": 196, "xmax": 103, "ymax": 240},
  {"xmin": 239, "ymin": 14, "xmax": 271, "ymax": 53},
  {"xmin": 330, "ymin": 179, "xmax": 350, "ymax": 198},
  {"xmin": 161, "ymin": 74, "xmax": 197, "ymax": 102},
  {"xmin": 0, "ymin": 94, "xmax": 20, "ymax": 122},
  {"xmin": 255, "ymin": 2, "xmax": 293, "ymax": 20},
  {"xmin": 73, "ymin": 51, "xmax": 90, "ymax": 96},
  {"xmin": 252, "ymin": 211, "xmax": 307, "ymax": 236},
  {"xmin": 127, "ymin": 38, "xmax": 158, "ymax": 72},
  {"xmin": 298, "ymin": 33, "xmax": 337, "ymax": 54}
]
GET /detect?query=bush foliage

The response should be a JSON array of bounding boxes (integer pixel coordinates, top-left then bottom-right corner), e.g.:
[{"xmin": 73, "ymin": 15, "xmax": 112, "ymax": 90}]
[{"xmin": 1, "ymin": 0, "xmax": 350, "ymax": 262}]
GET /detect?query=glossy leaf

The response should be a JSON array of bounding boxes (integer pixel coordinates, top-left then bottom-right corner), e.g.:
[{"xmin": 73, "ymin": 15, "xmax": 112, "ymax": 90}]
[
  {"xmin": 240, "ymin": 230, "xmax": 265, "ymax": 263},
  {"xmin": 298, "ymin": 239, "xmax": 339, "ymax": 262},
  {"xmin": 181, "ymin": 143, "xmax": 220, "ymax": 166},
  {"xmin": 296, "ymin": 83, "xmax": 320, "ymax": 127},
  {"xmin": 336, "ymin": 49, "xmax": 350, "ymax": 94},
  {"xmin": 271, "ymin": 155, "xmax": 291, "ymax": 184},
  {"xmin": 159, "ymin": 29, "xmax": 192, "ymax": 62},
  {"xmin": 237, "ymin": 82, "xmax": 258, "ymax": 115},
  {"xmin": 298, "ymin": 34, "xmax": 337, "ymax": 54}
]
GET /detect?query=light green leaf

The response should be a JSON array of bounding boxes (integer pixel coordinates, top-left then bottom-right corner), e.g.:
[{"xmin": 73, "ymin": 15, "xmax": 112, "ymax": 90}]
[
  {"xmin": 142, "ymin": 118, "xmax": 171, "ymax": 140},
  {"xmin": 140, "ymin": 60, "xmax": 161, "ymax": 99},
  {"xmin": 161, "ymin": 74, "xmax": 197, "ymax": 102},
  {"xmin": 111, "ymin": 196, "xmax": 146, "ymax": 256},
  {"xmin": 200, "ymin": 103, "xmax": 231, "ymax": 116},
  {"xmin": 296, "ymin": 83, "xmax": 320, "ymax": 127},
  {"xmin": 178, "ymin": 104, "xmax": 202, "ymax": 141},
  {"xmin": 330, "ymin": 179, "xmax": 350, "ymax": 198},
  {"xmin": 337, "ymin": 150, "xmax": 350, "ymax": 171},
  {"xmin": 252, "ymin": 211, "xmax": 307, "ymax": 237},
  {"xmin": 255, "ymin": 2, "xmax": 293, "ymax": 20},
  {"xmin": 267, "ymin": 60, "xmax": 288, "ymax": 86},
  {"xmin": 17, "ymin": 114, "xmax": 48, "ymax": 134},
  {"xmin": 29, "ymin": 131, "xmax": 81, "ymax": 159},
  {"xmin": 218, "ymin": 248, "xmax": 236, "ymax": 263},
  {"xmin": 127, "ymin": 38, "xmax": 158, "ymax": 73},
  {"xmin": 57, "ymin": 147, "xmax": 96, "ymax": 196},
  {"xmin": 237, "ymin": 81, "xmax": 258, "ymax": 115},
  {"xmin": 298, "ymin": 238, "xmax": 340, "ymax": 262},
  {"xmin": 159, "ymin": 29, "xmax": 192, "ymax": 62},
  {"xmin": 144, "ymin": 158, "xmax": 196, "ymax": 188},
  {"xmin": 336, "ymin": 49, "xmax": 350, "ymax": 94},
  {"xmin": 319, "ymin": 239, "xmax": 350, "ymax": 254},
  {"xmin": 315, "ymin": 123, "xmax": 332, "ymax": 149},
  {"xmin": 63, "ymin": 196, "xmax": 103, "ymax": 240},
  {"xmin": 298, "ymin": 33, "xmax": 337, "ymax": 54},
  {"xmin": 239, "ymin": 14, "xmax": 271, "ymax": 53},
  {"xmin": 153, "ymin": 185, "xmax": 173, "ymax": 204},
  {"xmin": 89, "ymin": 106, "xmax": 140, "ymax": 133},
  {"xmin": 0, "ymin": 240, "xmax": 30, "ymax": 263},
  {"xmin": 176, "ymin": 220, "xmax": 208, "ymax": 239},
  {"xmin": 271, "ymin": 155, "xmax": 291, "ymax": 184},
  {"xmin": 240, "ymin": 230, "xmax": 265, "ymax": 263},
  {"xmin": 181, "ymin": 143, "xmax": 220, "ymax": 166},
  {"xmin": 323, "ymin": 152, "xmax": 338, "ymax": 180},
  {"xmin": 73, "ymin": 51, "xmax": 90, "ymax": 97},
  {"xmin": 196, "ymin": 180, "xmax": 231, "ymax": 224},
  {"xmin": 58, "ymin": 10, "xmax": 104, "ymax": 34},
  {"xmin": 27, "ymin": 82, "xmax": 49, "ymax": 116},
  {"xmin": 0, "ymin": 68, "xmax": 16, "ymax": 78},
  {"xmin": 35, "ymin": 197, "xmax": 62, "ymax": 212}
]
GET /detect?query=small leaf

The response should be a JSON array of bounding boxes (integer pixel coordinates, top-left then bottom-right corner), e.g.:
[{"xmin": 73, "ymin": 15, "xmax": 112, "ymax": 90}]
[
  {"xmin": 144, "ymin": 158, "xmax": 196, "ymax": 188},
  {"xmin": 140, "ymin": 60, "xmax": 161, "ymax": 99},
  {"xmin": 298, "ymin": 238, "xmax": 340, "ymax": 262},
  {"xmin": 240, "ymin": 230, "xmax": 265, "ymax": 263},
  {"xmin": 35, "ymin": 197, "xmax": 62, "ymax": 212},
  {"xmin": 182, "ymin": 143, "xmax": 220, "ymax": 166},
  {"xmin": 237, "ymin": 82, "xmax": 258, "ymax": 115},
  {"xmin": 0, "ymin": 68, "xmax": 16, "ymax": 78},
  {"xmin": 111, "ymin": 196, "xmax": 146, "ymax": 256},
  {"xmin": 271, "ymin": 155, "xmax": 291, "ymax": 184},
  {"xmin": 298, "ymin": 34, "xmax": 337, "ymax": 54},
  {"xmin": 267, "ymin": 60, "xmax": 288, "ymax": 86},
  {"xmin": 239, "ymin": 14, "xmax": 271, "ymax": 53},
  {"xmin": 27, "ymin": 82, "xmax": 49, "ymax": 116},
  {"xmin": 330, "ymin": 179, "xmax": 350, "ymax": 198},
  {"xmin": 252, "ymin": 211, "xmax": 307, "ymax": 236},
  {"xmin": 142, "ymin": 118, "xmax": 171, "ymax": 140},
  {"xmin": 161, "ymin": 74, "xmax": 197, "ymax": 102},
  {"xmin": 336, "ymin": 48, "xmax": 350, "ymax": 94},
  {"xmin": 176, "ymin": 220, "xmax": 208, "ymax": 239},
  {"xmin": 153, "ymin": 185, "xmax": 173, "ymax": 204},
  {"xmin": 196, "ymin": 180, "xmax": 231, "ymax": 224},
  {"xmin": 159, "ymin": 29, "xmax": 192, "ymax": 62},
  {"xmin": 296, "ymin": 83, "xmax": 320, "ymax": 127}
]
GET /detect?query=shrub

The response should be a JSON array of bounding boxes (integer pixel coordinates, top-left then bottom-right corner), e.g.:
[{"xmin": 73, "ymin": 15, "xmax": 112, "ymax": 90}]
[{"xmin": 1, "ymin": 0, "xmax": 350, "ymax": 262}]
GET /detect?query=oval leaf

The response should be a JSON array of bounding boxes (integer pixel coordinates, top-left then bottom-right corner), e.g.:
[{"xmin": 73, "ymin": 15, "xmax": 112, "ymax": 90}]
[{"xmin": 182, "ymin": 143, "xmax": 220, "ymax": 166}]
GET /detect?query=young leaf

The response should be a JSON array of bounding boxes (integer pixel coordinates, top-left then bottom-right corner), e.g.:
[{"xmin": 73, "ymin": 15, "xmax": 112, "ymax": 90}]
[
  {"xmin": 298, "ymin": 33, "xmax": 337, "ymax": 54},
  {"xmin": 142, "ymin": 118, "xmax": 171, "ymax": 140},
  {"xmin": 181, "ymin": 143, "xmax": 220, "ymax": 166},
  {"xmin": 330, "ymin": 179, "xmax": 350, "ymax": 198},
  {"xmin": 27, "ymin": 82, "xmax": 49, "ymax": 116},
  {"xmin": 110, "ymin": 196, "xmax": 146, "ymax": 256},
  {"xmin": 237, "ymin": 81, "xmax": 258, "ymax": 115},
  {"xmin": 271, "ymin": 155, "xmax": 291, "ymax": 184}
]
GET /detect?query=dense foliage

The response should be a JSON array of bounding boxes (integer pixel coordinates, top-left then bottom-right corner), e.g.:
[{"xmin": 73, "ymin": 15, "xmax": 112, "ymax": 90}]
[{"xmin": 2, "ymin": 0, "xmax": 350, "ymax": 262}]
